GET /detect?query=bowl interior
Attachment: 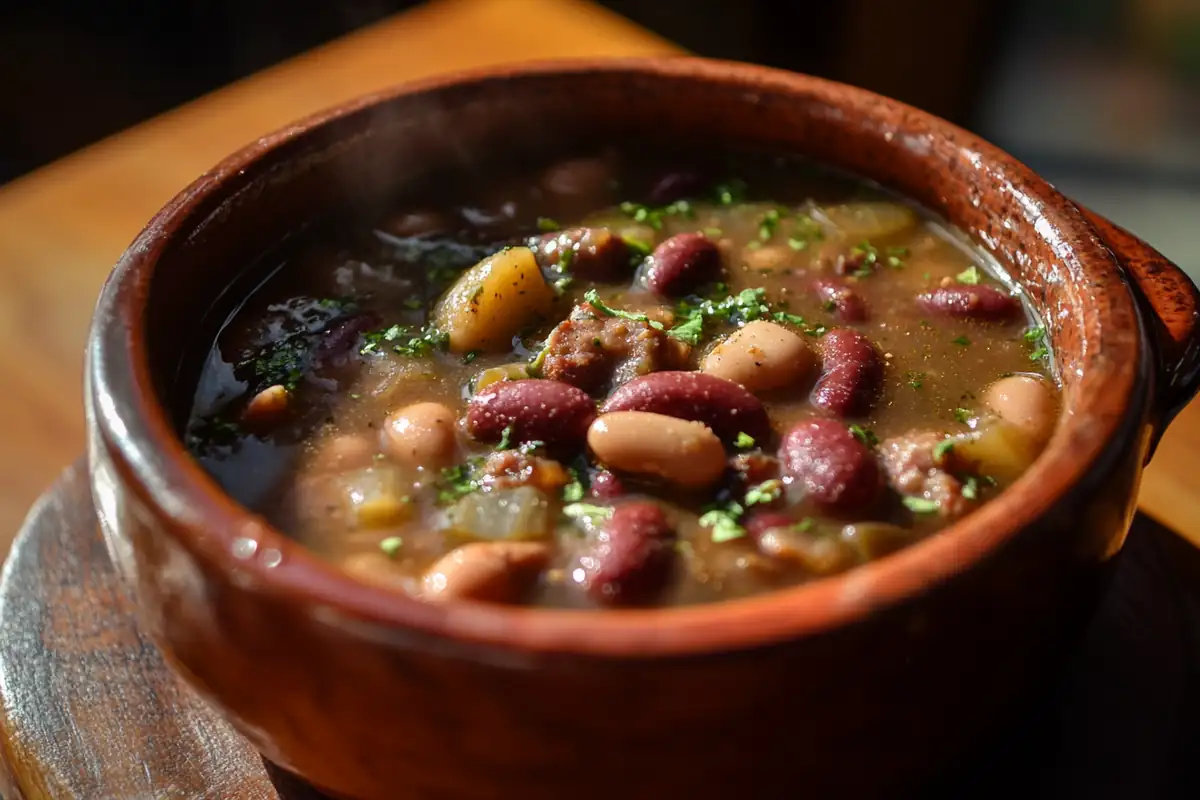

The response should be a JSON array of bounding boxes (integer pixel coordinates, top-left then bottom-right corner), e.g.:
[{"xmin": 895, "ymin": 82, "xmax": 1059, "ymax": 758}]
[{"xmin": 102, "ymin": 59, "xmax": 1144, "ymax": 655}]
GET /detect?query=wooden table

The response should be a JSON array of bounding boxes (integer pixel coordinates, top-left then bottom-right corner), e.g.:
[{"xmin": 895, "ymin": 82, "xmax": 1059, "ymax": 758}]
[{"xmin": 0, "ymin": 0, "xmax": 1196, "ymax": 549}]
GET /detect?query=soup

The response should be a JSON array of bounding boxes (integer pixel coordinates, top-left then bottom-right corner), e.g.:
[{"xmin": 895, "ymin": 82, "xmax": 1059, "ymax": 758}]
[{"xmin": 184, "ymin": 147, "xmax": 1058, "ymax": 608}]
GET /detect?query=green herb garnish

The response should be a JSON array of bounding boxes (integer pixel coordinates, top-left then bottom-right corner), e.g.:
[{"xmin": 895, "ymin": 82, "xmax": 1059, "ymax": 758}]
[
  {"xmin": 745, "ymin": 479, "xmax": 784, "ymax": 507},
  {"xmin": 758, "ymin": 208, "xmax": 783, "ymax": 241},
  {"xmin": 932, "ymin": 438, "xmax": 955, "ymax": 464},
  {"xmin": 563, "ymin": 503, "xmax": 613, "ymax": 524},
  {"xmin": 735, "ymin": 431, "xmax": 756, "ymax": 449},
  {"xmin": 379, "ymin": 536, "xmax": 403, "ymax": 558},
  {"xmin": 902, "ymin": 496, "xmax": 941, "ymax": 514},
  {"xmin": 951, "ymin": 335, "xmax": 971, "ymax": 347},
  {"xmin": 953, "ymin": 408, "xmax": 972, "ymax": 424},
  {"xmin": 537, "ymin": 217, "xmax": 560, "ymax": 232},
  {"xmin": 848, "ymin": 424, "xmax": 879, "ymax": 447},
  {"xmin": 906, "ymin": 371, "xmax": 925, "ymax": 389},
  {"xmin": 584, "ymin": 289, "xmax": 665, "ymax": 330},
  {"xmin": 956, "ymin": 266, "xmax": 982, "ymax": 285},
  {"xmin": 699, "ymin": 505, "xmax": 747, "ymax": 543}
]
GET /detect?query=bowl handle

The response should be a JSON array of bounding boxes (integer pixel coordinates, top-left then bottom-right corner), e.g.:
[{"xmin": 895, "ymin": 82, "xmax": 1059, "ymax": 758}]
[{"xmin": 1077, "ymin": 205, "xmax": 1200, "ymax": 451}]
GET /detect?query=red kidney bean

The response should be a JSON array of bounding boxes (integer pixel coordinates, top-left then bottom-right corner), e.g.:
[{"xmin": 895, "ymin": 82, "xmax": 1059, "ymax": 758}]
[
  {"xmin": 744, "ymin": 510, "xmax": 794, "ymax": 541},
  {"xmin": 601, "ymin": 371, "xmax": 771, "ymax": 444},
  {"xmin": 812, "ymin": 279, "xmax": 867, "ymax": 322},
  {"xmin": 647, "ymin": 171, "xmax": 702, "ymax": 204},
  {"xmin": 532, "ymin": 227, "xmax": 632, "ymax": 283},
  {"xmin": 587, "ymin": 502, "xmax": 675, "ymax": 605},
  {"xmin": 644, "ymin": 232, "xmax": 721, "ymax": 296},
  {"xmin": 778, "ymin": 419, "xmax": 881, "ymax": 511},
  {"xmin": 810, "ymin": 328, "xmax": 883, "ymax": 418},
  {"xmin": 916, "ymin": 285, "xmax": 1020, "ymax": 321},
  {"xmin": 589, "ymin": 470, "xmax": 626, "ymax": 500},
  {"xmin": 467, "ymin": 379, "xmax": 595, "ymax": 452}
]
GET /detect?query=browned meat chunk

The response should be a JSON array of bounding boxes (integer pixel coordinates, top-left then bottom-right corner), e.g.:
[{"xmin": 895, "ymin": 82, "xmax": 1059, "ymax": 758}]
[
  {"xmin": 880, "ymin": 430, "xmax": 975, "ymax": 519},
  {"xmin": 541, "ymin": 303, "xmax": 691, "ymax": 393},
  {"xmin": 479, "ymin": 450, "xmax": 570, "ymax": 494}
]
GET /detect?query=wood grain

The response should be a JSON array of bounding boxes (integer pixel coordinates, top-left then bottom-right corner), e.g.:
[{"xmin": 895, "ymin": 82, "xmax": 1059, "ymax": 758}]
[
  {"xmin": 0, "ymin": 0, "xmax": 1197, "ymax": 555},
  {"xmin": 1, "ymin": 460, "xmax": 1195, "ymax": 798},
  {"xmin": 0, "ymin": 0, "xmax": 677, "ymax": 548}
]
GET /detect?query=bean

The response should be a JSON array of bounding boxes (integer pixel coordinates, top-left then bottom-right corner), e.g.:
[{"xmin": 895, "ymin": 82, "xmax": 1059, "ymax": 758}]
[
  {"xmin": 540, "ymin": 157, "xmax": 613, "ymax": 202},
  {"xmin": 983, "ymin": 374, "xmax": 1057, "ymax": 445},
  {"xmin": 744, "ymin": 510, "xmax": 794, "ymax": 541},
  {"xmin": 702, "ymin": 320, "xmax": 816, "ymax": 392},
  {"xmin": 242, "ymin": 385, "xmax": 289, "ymax": 427},
  {"xmin": 644, "ymin": 232, "xmax": 722, "ymax": 296},
  {"xmin": 587, "ymin": 411, "xmax": 726, "ymax": 490},
  {"xmin": 647, "ymin": 171, "xmax": 702, "ymax": 204},
  {"xmin": 422, "ymin": 541, "xmax": 552, "ymax": 604},
  {"xmin": 916, "ymin": 285, "xmax": 1020, "ymax": 321},
  {"xmin": 586, "ymin": 502, "xmax": 675, "ymax": 605},
  {"xmin": 383, "ymin": 402, "xmax": 458, "ymax": 470},
  {"xmin": 466, "ymin": 379, "xmax": 595, "ymax": 452},
  {"xmin": 812, "ymin": 279, "xmax": 868, "ymax": 322},
  {"xmin": 601, "ymin": 371, "xmax": 771, "ymax": 443},
  {"xmin": 589, "ymin": 470, "xmax": 626, "ymax": 500},
  {"xmin": 308, "ymin": 434, "xmax": 378, "ymax": 472},
  {"xmin": 778, "ymin": 418, "xmax": 882, "ymax": 511},
  {"xmin": 532, "ymin": 227, "xmax": 632, "ymax": 283},
  {"xmin": 810, "ymin": 328, "xmax": 883, "ymax": 418}
]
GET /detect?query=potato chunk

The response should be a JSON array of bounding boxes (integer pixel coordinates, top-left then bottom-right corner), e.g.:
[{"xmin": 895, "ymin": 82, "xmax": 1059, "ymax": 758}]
[{"xmin": 434, "ymin": 246, "xmax": 555, "ymax": 353}]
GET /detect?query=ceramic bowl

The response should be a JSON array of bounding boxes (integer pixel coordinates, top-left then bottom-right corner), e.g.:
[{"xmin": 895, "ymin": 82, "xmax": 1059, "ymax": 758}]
[{"xmin": 85, "ymin": 59, "xmax": 1200, "ymax": 799}]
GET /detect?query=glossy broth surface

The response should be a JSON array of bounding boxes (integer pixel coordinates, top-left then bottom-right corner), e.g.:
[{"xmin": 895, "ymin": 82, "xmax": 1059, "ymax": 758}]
[{"xmin": 186, "ymin": 147, "xmax": 1058, "ymax": 608}]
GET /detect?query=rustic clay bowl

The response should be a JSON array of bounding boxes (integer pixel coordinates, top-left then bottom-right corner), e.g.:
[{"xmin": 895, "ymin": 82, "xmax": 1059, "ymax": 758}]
[{"xmin": 85, "ymin": 58, "xmax": 1200, "ymax": 799}]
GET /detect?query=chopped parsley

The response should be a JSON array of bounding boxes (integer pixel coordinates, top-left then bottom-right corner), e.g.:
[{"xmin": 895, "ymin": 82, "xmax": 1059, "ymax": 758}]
[
  {"xmin": 666, "ymin": 313, "xmax": 705, "ymax": 345},
  {"xmin": 848, "ymin": 424, "xmax": 879, "ymax": 447},
  {"xmin": 787, "ymin": 237, "xmax": 809, "ymax": 251},
  {"xmin": 527, "ymin": 342, "xmax": 551, "ymax": 376},
  {"xmin": 953, "ymin": 408, "xmax": 972, "ymax": 424},
  {"xmin": 951, "ymin": 335, "xmax": 971, "ymax": 347},
  {"xmin": 773, "ymin": 310, "xmax": 807, "ymax": 327},
  {"xmin": 886, "ymin": 246, "xmax": 909, "ymax": 268},
  {"xmin": 906, "ymin": 370, "xmax": 926, "ymax": 389},
  {"xmin": 902, "ymin": 496, "xmax": 940, "ymax": 514},
  {"xmin": 713, "ymin": 178, "xmax": 748, "ymax": 205},
  {"xmin": 699, "ymin": 504, "xmax": 747, "ymax": 543},
  {"xmin": 744, "ymin": 479, "xmax": 783, "ymax": 507},
  {"xmin": 563, "ymin": 503, "xmax": 613, "ymax": 524},
  {"xmin": 758, "ymin": 208, "xmax": 783, "ymax": 241},
  {"xmin": 734, "ymin": 431, "xmax": 756, "ymax": 449},
  {"xmin": 496, "ymin": 424, "xmax": 514, "ymax": 450},
  {"xmin": 622, "ymin": 236, "xmax": 653, "ymax": 258},
  {"xmin": 792, "ymin": 517, "xmax": 816, "ymax": 533},
  {"xmin": 956, "ymin": 265, "xmax": 982, "ymax": 285},
  {"xmin": 584, "ymin": 289, "xmax": 665, "ymax": 330},
  {"xmin": 561, "ymin": 471, "xmax": 585, "ymax": 503},
  {"xmin": 932, "ymin": 438, "xmax": 955, "ymax": 463},
  {"xmin": 703, "ymin": 227, "xmax": 724, "ymax": 238},
  {"xmin": 617, "ymin": 199, "xmax": 695, "ymax": 230},
  {"xmin": 360, "ymin": 324, "xmax": 449, "ymax": 358},
  {"xmin": 553, "ymin": 276, "xmax": 574, "ymax": 295},
  {"xmin": 437, "ymin": 458, "xmax": 486, "ymax": 504},
  {"xmin": 462, "ymin": 350, "xmax": 479, "ymax": 364},
  {"xmin": 961, "ymin": 475, "xmax": 980, "ymax": 500},
  {"xmin": 1024, "ymin": 326, "xmax": 1049, "ymax": 362},
  {"xmin": 804, "ymin": 325, "xmax": 828, "ymax": 338},
  {"xmin": 379, "ymin": 536, "xmax": 404, "ymax": 558},
  {"xmin": 850, "ymin": 240, "xmax": 880, "ymax": 276}
]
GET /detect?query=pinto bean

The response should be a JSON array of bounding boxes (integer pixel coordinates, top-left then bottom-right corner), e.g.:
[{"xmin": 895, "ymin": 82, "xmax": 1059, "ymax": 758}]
[
  {"xmin": 778, "ymin": 418, "xmax": 882, "ymax": 511},
  {"xmin": 466, "ymin": 379, "xmax": 595, "ymax": 452},
  {"xmin": 587, "ymin": 411, "xmax": 726, "ymax": 490},
  {"xmin": 382, "ymin": 402, "xmax": 458, "ymax": 470},
  {"xmin": 812, "ymin": 279, "xmax": 868, "ymax": 322},
  {"xmin": 421, "ymin": 541, "xmax": 552, "ymax": 604},
  {"xmin": 701, "ymin": 320, "xmax": 816, "ymax": 392},
  {"xmin": 644, "ymin": 232, "xmax": 722, "ymax": 296},
  {"xmin": 984, "ymin": 374, "xmax": 1057, "ymax": 445},
  {"xmin": 242, "ymin": 384, "xmax": 289, "ymax": 427},
  {"xmin": 601, "ymin": 371, "xmax": 771, "ymax": 444},
  {"xmin": 916, "ymin": 285, "xmax": 1020, "ymax": 321},
  {"xmin": 586, "ymin": 502, "xmax": 675, "ymax": 605},
  {"xmin": 589, "ymin": 470, "xmax": 626, "ymax": 500},
  {"xmin": 308, "ymin": 434, "xmax": 378, "ymax": 472},
  {"xmin": 810, "ymin": 328, "xmax": 883, "ymax": 417},
  {"xmin": 531, "ymin": 227, "xmax": 632, "ymax": 283}
]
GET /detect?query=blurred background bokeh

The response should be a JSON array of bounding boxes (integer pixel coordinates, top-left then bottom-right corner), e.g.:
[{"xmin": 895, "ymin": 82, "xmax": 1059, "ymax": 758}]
[{"xmin": 1, "ymin": 0, "xmax": 1197, "ymax": 271}]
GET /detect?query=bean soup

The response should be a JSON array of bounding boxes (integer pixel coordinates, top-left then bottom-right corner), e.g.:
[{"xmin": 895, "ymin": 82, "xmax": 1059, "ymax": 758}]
[{"xmin": 185, "ymin": 147, "xmax": 1058, "ymax": 608}]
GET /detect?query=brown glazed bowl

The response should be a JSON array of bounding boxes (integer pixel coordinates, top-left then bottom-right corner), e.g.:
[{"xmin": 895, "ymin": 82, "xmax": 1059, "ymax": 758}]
[{"xmin": 85, "ymin": 59, "xmax": 1200, "ymax": 799}]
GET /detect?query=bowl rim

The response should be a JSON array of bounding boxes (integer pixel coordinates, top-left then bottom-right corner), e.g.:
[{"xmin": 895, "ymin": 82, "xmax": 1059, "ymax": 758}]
[{"xmin": 88, "ymin": 56, "xmax": 1147, "ymax": 658}]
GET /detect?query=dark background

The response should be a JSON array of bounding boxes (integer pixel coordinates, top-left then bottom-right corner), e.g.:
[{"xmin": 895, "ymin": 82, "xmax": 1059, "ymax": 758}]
[{"xmin": 1, "ymin": 0, "xmax": 1197, "ymax": 267}]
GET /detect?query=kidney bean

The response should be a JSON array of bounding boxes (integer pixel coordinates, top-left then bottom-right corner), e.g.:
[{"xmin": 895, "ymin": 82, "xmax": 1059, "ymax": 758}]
[
  {"xmin": 589, "ymin": 470, "xmax": 626, "ymax": 500},
  {"xmin": 601, "ymin": 371, "xmax": 771, "ymax": 443},
  {"xmin": 916, "ymin": 285, "xmax": 1020, "ymax": 321},
  {"xmin": 383, "ymin": 401, "xmax": 459, "ymax": 470},
  {"xmin": 422, "ymin": 541, "xmax": 552, "ymax": 604},
  {"xmin": 778, "ymin": 418, "xmax": 881, "ymax": 511},
  {"xmin": 644, "ymin": 232, "xmax": 722, "ymax": 296},
  {"xmin": 810, "ymin": 328, "xmax": 883, "ymax": 418},
  {"xmin": 647, "ymin": 171, "xmax": 702, "ymax": 204},
  {"xmin": 466, "ymin": 379, "xmax": 595, "ymax": 452},
  {"xmin": 587, "ymin": 411, "xmax": 726, "ymax": 490},
  {"xmin": 702, "ymin": 320, "xmax": 816, "ymax": 392},
  {"xmin": 587, "ymin": 502, "xmax": 675, "ymax": 605},
  {"xmin": 531, "ymin": 227, "xmax": 632, "ymax": 283},
  {"xmin": 744, "ymin": 510, "xmax": 794, "ymax": 541},
  {"xmin": 812, "ymin": 279, "xmax": 868, "ymax": 322}
]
